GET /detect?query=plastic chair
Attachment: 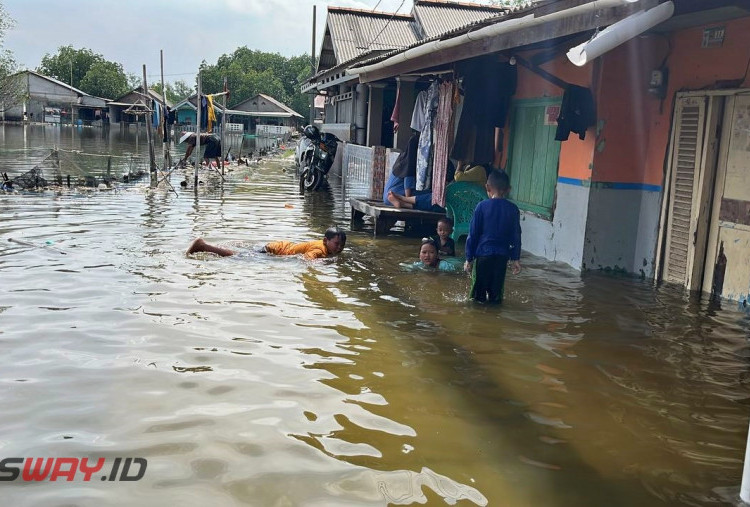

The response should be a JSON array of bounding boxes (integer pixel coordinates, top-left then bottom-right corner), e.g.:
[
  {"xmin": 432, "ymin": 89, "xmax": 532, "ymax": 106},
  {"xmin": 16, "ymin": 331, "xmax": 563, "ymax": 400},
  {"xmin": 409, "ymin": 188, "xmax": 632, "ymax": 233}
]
[{"xmin": 445, "ymin": 181, "xmax": 487, "ymax": 242}]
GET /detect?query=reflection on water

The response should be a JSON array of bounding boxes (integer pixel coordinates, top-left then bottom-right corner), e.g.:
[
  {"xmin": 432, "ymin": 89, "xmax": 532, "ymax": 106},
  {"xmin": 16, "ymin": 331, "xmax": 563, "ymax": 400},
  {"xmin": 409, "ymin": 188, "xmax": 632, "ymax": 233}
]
[{"xmin": 1, "ymin": 124, "xmax": 749, "ymax": 506}]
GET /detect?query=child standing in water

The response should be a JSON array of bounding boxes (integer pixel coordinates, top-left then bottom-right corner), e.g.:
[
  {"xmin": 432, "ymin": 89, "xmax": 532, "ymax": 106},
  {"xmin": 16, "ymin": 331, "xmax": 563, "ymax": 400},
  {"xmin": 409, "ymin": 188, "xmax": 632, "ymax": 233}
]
[{"xmin": 464, "ymin": 170, "xmax": 521, "ymax": 304}]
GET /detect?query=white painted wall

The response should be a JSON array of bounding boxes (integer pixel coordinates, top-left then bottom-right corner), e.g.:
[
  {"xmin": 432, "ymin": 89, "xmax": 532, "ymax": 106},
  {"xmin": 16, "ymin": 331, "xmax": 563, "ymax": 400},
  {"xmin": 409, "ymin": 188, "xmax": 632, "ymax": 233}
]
[
  {"xmin": 583, "ymin": 187, "xmax": 661, "ymax": 277},
  {"xmin": 520, "ymin": 181, "xmax": 589, "ymax": 270}
]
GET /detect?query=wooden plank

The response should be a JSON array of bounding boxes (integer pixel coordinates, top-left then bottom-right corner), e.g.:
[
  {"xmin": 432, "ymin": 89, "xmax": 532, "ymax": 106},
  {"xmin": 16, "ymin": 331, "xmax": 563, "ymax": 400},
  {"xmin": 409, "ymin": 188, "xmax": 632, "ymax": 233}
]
[{"xmin": 349, "ymin": 198, "xmax": 444, "ymax": 236}]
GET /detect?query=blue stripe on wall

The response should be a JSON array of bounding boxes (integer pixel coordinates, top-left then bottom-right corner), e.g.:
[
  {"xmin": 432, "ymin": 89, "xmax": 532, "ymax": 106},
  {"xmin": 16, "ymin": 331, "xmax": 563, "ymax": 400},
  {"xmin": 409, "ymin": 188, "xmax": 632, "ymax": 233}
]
[{"xmin": 557, "ymin": 177, "xmax": 661, "ymax": 192}]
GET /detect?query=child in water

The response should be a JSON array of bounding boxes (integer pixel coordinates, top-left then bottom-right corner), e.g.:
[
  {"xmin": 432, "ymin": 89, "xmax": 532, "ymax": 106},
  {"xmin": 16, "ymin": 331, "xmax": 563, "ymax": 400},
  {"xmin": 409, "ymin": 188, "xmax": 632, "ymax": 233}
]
[
  {"xmin": 402, "ymin": 238, "xmax": 462, "ymax": 272},
  {"xmin": 464, "ymin": 170, "xmax": 521, "ymax": 304},
  {"xmin": 186, "ymin": 226, "xmax": 346, "ymax": 260},
  {"xmin": 432, "ymin": 217, "xmax": 455, "ymax": 257}
]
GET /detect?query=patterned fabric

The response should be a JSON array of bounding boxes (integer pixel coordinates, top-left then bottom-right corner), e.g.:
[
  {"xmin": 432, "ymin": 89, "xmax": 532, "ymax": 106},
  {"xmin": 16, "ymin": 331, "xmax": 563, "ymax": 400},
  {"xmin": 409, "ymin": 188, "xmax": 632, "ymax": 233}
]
[
  {"xmin": 431, "ymin": 80, "xmax": 456, "ymax": 207},
  {"xmin": 416, "ymin": 81, "xmax": 440, "ymax": 191}
]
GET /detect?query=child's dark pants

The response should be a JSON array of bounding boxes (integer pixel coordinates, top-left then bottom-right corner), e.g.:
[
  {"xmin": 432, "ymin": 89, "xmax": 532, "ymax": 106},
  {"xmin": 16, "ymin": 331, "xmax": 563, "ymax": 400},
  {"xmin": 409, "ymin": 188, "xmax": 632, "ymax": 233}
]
[{"xmin": 470, "ymin": 255, "xmax": 509, "ymax": 304}]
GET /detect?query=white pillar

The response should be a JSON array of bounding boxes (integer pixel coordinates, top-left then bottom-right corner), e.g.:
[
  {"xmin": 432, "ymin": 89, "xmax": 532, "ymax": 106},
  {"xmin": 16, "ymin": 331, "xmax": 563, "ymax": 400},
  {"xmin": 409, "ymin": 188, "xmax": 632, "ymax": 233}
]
[{"xmin": 355, "ymin": 83, "xmax": 367, "ymax": 146}]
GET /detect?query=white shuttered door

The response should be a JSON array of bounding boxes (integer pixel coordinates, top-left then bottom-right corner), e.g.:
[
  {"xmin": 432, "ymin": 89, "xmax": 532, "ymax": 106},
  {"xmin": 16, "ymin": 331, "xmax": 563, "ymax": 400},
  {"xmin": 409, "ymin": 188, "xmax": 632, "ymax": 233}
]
[{"xmin": 663, "ymin": 96, "xmax": 707, "ymax": 286}]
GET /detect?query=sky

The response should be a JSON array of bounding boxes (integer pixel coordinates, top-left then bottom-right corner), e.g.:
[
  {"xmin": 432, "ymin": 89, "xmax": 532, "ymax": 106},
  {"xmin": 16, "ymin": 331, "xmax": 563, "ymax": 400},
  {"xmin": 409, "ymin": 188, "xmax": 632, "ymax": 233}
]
[{"xmin": 2, "ymin": 0, "xmax": 479, "ymax": 85}]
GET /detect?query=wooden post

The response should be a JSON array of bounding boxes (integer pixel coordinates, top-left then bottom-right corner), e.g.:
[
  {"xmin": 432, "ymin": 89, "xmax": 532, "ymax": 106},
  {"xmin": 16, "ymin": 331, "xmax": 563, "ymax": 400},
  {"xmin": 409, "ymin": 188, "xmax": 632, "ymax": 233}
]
[
  {"xmin": 160, "ymin": 50, "xmax": 170, "ymax": 171},
  {"xmin": 194, "ymin": 71, "xmax": 202, "ymax": 190},
  {"xmin": 221, "ymin": 76, "xmax": 227, "ymax": 175},
  {"xmin": 370, "ymin": 145, "xmax": 386, "ymax": 200},
  {"xmin": 310, "ymin": 5, "xmax": 316, "ymax": 125},
  {"xmin": 142, "ymin": 65, "xmax": 157, "ymax": 176}
]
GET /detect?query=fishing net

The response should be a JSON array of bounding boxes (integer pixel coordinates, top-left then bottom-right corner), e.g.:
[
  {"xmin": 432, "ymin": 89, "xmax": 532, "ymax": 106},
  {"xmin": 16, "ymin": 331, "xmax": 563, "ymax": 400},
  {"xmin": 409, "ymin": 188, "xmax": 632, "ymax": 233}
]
[{"xmin": 12, "ymin": 166, "xmax": 48, "ymax": 189}]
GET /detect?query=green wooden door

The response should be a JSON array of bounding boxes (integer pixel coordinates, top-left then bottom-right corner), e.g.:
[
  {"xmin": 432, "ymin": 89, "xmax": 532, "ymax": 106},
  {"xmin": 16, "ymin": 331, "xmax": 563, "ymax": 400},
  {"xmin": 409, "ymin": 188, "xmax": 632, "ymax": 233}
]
[{"xmin": 506, "ymin": 98, "xmax": 561, "ymax": 219}]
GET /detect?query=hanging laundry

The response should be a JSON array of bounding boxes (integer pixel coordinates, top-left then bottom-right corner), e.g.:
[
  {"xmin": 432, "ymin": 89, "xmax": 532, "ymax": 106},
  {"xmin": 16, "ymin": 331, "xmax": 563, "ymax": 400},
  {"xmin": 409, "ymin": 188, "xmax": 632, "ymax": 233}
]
[
  {"xmin": 390, "ymin": 86, "xmax": 401, "ymax": 133},
  {"xmin": 451, "ymin": 57, "xmax": 517, "ymax": 165},
  {"xmin": 200, "ymin": 95, "xmax": 208, "ymax": 130},
  {"xmin": 416, "ymin": 81, "xmax": 440, "ymax": 191},
  {"xmin": 411, "ymin": 89, "xmax": 429, "ymax": 132},
  {"xmin": 207, "ymin": 95, "xmax": 217, "ymax": 132},
  {"xmin": 152, "ymin": 100, "xmax": 160, "ymax": 129},
  {"xmin": 432, "ymin": 80, "xmax": 457, "ymax": 208},
  {"xmin": 555, "ymin": 85, "xmax": 596, "ymax": 141}
]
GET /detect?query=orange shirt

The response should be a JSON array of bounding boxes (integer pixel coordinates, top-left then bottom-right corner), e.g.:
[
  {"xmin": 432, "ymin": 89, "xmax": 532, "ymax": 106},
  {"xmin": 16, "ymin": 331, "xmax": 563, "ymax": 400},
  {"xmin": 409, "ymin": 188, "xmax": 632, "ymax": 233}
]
[{"xmin": 264, "ymin": 240, "xmax": 329, "ymax": 260}]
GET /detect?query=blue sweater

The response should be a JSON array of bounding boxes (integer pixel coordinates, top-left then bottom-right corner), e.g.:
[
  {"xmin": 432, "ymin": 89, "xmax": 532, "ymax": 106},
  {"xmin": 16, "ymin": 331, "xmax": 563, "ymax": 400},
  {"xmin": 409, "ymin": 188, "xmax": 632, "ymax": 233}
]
[{"xmin": 465, "ymin": 197, "xmax": 521, "ymax": 262}]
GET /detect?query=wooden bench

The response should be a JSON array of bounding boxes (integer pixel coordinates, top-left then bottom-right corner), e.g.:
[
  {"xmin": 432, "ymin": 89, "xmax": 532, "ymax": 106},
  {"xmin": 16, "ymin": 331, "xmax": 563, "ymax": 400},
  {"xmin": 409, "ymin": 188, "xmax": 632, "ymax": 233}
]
[{"xmin": 349, "ymin": 198, "xmax": 445, "ymax": 236}]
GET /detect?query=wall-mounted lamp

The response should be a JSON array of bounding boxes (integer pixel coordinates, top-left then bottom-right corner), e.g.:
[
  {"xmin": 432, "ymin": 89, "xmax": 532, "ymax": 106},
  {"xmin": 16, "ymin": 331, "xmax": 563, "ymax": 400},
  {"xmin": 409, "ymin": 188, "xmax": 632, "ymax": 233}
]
[{"xmin": 567, "ymin": 1, "xmax": 675, "ymax": 66}]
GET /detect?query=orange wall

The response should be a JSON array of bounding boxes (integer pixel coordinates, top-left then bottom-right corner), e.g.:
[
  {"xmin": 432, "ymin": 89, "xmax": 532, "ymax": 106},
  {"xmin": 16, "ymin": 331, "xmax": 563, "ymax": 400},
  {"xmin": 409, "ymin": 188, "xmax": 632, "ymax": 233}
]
[
  {"xmin": 597, "ymin": 15, "xmax": 750, "ymax": 186},
  {"xmin": 503, "ymin": 15, "xmax": 750, "ymax": 187},
  {"xmin": 503, "ymin": 52, "xmax": 596, "ymax": 181}
]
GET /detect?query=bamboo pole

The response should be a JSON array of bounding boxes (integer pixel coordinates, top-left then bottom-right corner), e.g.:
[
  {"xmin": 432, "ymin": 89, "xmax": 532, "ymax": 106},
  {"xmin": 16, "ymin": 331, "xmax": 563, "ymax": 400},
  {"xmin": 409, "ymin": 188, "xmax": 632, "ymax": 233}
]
[
  {"xmin": 194, "ymin": 71, "xmax": 202, "ymax": 191},
  {"xmin": 221, "ymin": 76, "xmax": 227, "ymax": 176},
  {"xmin": 160, "ymin": 49, "xmax": 170, "ymax": 171},
  {"xmin": 142, "ymin": 65, "xmax": 157, "ymax": 176},
  {"xmin": 310, "ymin": 5, "xmax": 316, "ymax": 125}
]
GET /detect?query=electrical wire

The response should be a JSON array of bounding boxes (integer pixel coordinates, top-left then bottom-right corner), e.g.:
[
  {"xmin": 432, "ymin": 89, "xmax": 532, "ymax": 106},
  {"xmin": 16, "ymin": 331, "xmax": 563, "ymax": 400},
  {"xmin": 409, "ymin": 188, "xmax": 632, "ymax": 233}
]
[{"xmin": 364, "ymin": 0, "xmax": 407, "ymax": 51}]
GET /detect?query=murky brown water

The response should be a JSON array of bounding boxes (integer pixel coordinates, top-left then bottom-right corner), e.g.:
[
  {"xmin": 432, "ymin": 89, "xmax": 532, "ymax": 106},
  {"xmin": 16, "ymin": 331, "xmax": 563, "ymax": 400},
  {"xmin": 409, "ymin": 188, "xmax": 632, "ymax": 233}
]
[{"xmin": 1, "ymin": 124, "xmax": 749, "ymax": 506}]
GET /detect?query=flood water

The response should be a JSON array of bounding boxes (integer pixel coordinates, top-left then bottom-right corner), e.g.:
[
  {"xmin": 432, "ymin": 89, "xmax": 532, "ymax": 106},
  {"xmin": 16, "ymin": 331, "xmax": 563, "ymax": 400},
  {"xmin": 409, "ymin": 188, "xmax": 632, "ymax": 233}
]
[{"xmin": 1, "ymin": 124, "xmax": 750, "ymax": 506}]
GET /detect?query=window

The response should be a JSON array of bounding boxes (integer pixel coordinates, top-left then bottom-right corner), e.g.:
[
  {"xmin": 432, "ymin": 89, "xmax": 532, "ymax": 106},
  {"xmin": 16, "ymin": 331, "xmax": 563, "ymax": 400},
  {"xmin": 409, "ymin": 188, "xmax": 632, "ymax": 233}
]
[{"xmin": 506, "ymin": 98, "xmax": 562, "ymax": 219}]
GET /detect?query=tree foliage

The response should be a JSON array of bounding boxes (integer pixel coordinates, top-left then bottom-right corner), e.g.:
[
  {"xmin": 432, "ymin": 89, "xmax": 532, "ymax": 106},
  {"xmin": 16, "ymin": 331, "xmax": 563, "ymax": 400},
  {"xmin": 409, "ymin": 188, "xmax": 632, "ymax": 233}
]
[
  {"xmin": 199, "ymin": 47, "xmax": 312, "ymax": 115},
  {"xmin": 0, "ymin": 1, "xmax": 22, "ymax": 111},
  {"xmin": 79, "ymin": 60, "xmax": 128, "ymax": 99},
  {"xmin": 38, "ymin": 45, "xmax": 129, "ymax": 99},
  {"xmin": 152, "ymin": 79, "xmax": 194, "ymax": 104}
]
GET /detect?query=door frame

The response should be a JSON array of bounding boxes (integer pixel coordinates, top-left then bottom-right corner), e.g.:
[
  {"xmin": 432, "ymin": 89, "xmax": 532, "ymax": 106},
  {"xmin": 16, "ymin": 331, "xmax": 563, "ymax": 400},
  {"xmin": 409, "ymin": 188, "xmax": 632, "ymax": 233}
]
[
  {"xmin": 656, "ymin": 88, "xmax": 750, "ymax": 293},
  {"xmin": 656, "ymin": 91, "xmax": 725, "ymax": 292}
]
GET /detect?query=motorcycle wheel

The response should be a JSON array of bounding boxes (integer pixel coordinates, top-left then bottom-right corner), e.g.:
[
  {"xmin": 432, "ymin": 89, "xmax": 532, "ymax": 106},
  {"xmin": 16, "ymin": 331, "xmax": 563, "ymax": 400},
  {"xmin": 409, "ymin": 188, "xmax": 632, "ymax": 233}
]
[{"xmin": 300, "ymin": 167, "xmax": 322, "ymax": 191}]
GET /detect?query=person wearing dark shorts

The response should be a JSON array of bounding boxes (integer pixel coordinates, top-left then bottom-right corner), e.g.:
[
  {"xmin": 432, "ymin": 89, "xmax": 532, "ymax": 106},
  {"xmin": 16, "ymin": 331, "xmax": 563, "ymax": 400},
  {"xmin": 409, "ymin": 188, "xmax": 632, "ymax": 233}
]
[{"xmin": 464, "ymin": 170, "xmax": 522, "ymax": 304}]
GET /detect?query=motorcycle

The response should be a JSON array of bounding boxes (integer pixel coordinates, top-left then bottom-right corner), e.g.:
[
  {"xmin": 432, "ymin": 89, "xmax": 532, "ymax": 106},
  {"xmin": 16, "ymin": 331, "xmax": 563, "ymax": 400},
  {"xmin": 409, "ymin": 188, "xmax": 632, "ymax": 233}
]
[{"xmin": 298, "ymin": 125, "xmax": 340, "ymax": 191}]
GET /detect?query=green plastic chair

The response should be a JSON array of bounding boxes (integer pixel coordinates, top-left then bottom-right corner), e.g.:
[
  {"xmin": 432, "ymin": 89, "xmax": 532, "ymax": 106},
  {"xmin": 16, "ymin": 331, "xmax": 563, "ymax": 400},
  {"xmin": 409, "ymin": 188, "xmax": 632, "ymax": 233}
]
[{"xmin": 445, "ymin": 181, "xmax": 487, "ymax": 242}]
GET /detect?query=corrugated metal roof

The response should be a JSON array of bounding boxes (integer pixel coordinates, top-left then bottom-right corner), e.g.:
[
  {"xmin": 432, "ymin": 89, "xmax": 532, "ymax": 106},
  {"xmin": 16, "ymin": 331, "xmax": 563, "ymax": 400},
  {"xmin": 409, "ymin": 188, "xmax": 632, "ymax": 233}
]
[
  {"xmin": 306, "ymin": 0, "xmax": 541, "ymax": 88},
  {"xmin": 327, "ymin": 8, "xmax": 420, "ymax": 66},
  {"xmin": 413, "ymin": 0, "xmax": 507, "ymax": 39}
]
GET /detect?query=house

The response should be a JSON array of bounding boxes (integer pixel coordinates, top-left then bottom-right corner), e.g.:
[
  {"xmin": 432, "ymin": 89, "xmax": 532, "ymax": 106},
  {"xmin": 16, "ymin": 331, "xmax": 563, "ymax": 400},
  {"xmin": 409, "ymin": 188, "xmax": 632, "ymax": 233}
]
[
  {"xmin": 107, "ymin": 86, "xmax": 171, "ymax": 128},
  {"xmin": 320, "ymin": 0, "xmax": 750, "ymax": 304},
  {"xmin": 171, "ymin": 94, "xmax": 227, "ymax": 128},
  {"xmin": 230, "ymin": 93, "xmax": 304, "ymax": 134},
  {"xmin": 302, "ymin": 6, "xmax": 424, "ymax": 143},
  {"xmin": 2, "ymin": 70, "xmax": 108, "ymax": 125},
  {"xmin": 303, "ymin": 1, "xmax": 506, "ymax": 146}
]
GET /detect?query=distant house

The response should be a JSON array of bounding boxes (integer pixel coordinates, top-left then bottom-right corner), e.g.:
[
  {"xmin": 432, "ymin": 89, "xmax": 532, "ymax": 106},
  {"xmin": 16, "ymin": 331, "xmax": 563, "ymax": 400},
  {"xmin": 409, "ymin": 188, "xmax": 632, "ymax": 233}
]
[
  {"xmin": 231, "ymin": 93, "xmax": 304, "ymax": 134},
  {"xmin": 2, "ymin": 70, "xmax": 108, "ymax": 125},
  {"xmin": 107, "ymin": 86, "xmax": 171, "ymax": 128},
  {"xmin": 171, "ymin": 94, "xmax": 226, "ymax": 128}
]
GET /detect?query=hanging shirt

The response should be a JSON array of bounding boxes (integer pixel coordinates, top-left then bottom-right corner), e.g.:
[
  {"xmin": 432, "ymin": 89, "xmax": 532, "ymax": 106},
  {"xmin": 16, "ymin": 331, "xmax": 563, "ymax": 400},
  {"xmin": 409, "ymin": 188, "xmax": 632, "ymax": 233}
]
[
  {"xmin": 555, "ymin": 85, "xmax": 596, "ymax": 141},
  {"xmin": 416, "ymin": 82, "xmax": 440, "ymax": 191},
  {"xmin": 200, "ymin": 95, "xmax": 208, "ymax": 130},
  {"xmin": 410, "ymin": 90, "xmax": 428, "ymax": 132},
  {"xmin": 207, "ymin": 95, "xmax": 217, "ymax": 132},
  {"xmin": 390, "ymin": 86, "xmax": 401, "ymax": 133}
]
